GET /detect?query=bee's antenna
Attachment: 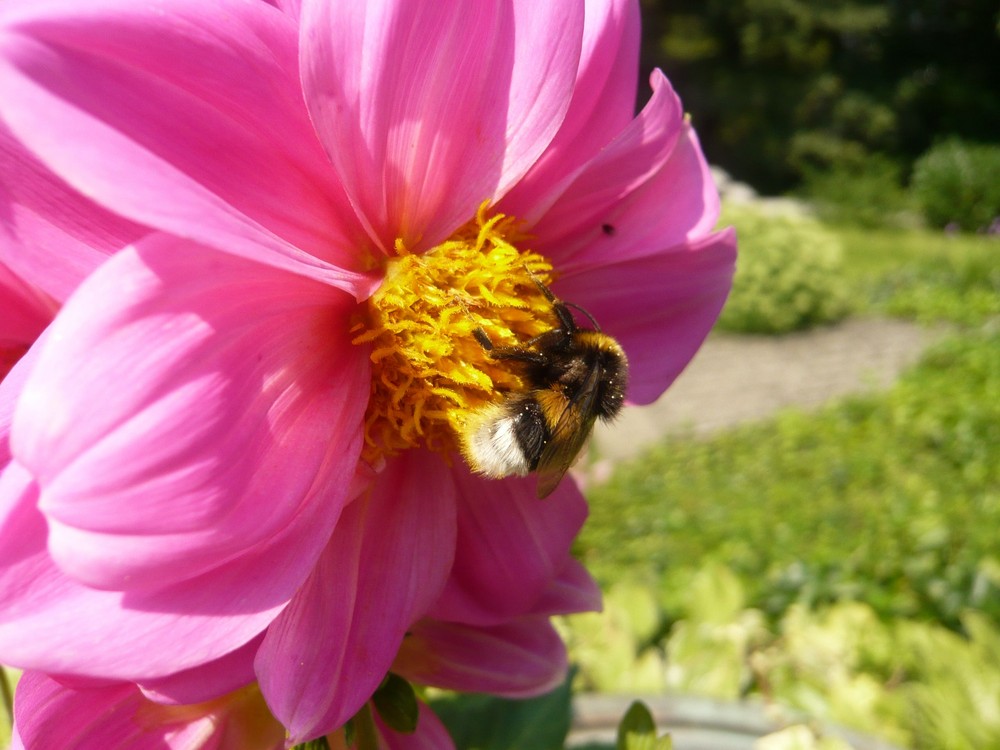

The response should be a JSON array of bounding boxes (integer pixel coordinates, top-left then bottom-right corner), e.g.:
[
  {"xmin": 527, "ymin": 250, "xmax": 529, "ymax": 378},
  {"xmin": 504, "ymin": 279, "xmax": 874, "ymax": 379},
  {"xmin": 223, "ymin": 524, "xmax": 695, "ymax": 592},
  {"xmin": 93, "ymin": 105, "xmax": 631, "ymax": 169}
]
[{"xmin": 563, "ymin": 301, "xmax": 602, "ymax": 332}]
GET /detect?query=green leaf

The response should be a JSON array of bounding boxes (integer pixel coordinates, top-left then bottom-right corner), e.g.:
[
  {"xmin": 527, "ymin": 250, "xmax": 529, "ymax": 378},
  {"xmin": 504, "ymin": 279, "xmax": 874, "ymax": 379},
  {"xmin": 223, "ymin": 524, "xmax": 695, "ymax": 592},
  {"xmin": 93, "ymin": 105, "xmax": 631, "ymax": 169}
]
[
  {"xmin": 291, "ymin": 738, "xmax": 331, "ymax": 750},
  {"xmin": 372, "ymin": 673, "xmax": 419, "ymax": 734},
  {"xmin": 429, "ymin": 670, "xmax": 573, "ymax": 750},
  {"xmin": 616, "ymin": 701, "xmax": 672, "ymax": 750},
  {"xmin": 616, "ymin": 701, "xmax": 655, "ymax": 748}
]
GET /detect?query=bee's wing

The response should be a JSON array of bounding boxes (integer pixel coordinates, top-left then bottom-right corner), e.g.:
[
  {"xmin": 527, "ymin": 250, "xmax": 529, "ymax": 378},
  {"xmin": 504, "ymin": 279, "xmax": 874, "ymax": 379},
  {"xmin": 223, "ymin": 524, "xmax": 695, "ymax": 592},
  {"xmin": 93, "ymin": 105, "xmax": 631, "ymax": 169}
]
[{"xmin": 534, "ymin": 366, "xmax": 602, "ymax": 499}]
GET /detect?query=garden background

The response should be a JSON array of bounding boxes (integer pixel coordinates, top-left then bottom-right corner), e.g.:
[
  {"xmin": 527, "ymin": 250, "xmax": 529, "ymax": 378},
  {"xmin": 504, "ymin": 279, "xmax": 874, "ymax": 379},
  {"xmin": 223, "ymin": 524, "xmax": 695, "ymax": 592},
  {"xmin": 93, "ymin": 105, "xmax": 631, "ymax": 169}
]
[
  {"xmin": 1, "ymin": 1, "xmax": 997, "ymax": 749},
  {"xmin": 431, "ymin": 2, "xmax": 1000, "ymax": 749}
]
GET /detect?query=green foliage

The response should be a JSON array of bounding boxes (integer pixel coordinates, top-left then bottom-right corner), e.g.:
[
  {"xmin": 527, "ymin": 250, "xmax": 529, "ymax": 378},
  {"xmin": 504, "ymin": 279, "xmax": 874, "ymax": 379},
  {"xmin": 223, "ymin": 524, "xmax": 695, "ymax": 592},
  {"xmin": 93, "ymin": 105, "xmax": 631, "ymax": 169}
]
[
  {"xmin": 894, "ymin": 611, "xmax": 1000, "ymax": 749},
  {"xmin": 662, "ymin": 565, "xmax": 767, "ymax": 699},
  {"xmin": 756, "ymin": 599, "xmax": 1000, "ymax": 749},
  {"xmin": 371, "ymin": 674, "xmax": 419, "ymax": 735},
  {"xmin": 717, "ymin": 206, "xmax": 851, "ymax": 333},
  {"xmin": 579, "ymin": 328, "xmax": 1000, "ymax": 628},
  {"xmin": 563, "ymin": 567, "xmax": 1000, "ymax": 750},
  {"xmin": 292, "ymin": 740, "xmax": 331, "ymax": 750},
  {"xmin": 558, "ymin": 583, "xmax": 669, "ymax": 694},
  {"xmin": 718, "ymin": 220, "xmax": 999, "ymax": 331},
  {"xmin": 836, "ymin": 227, "xmax": 1000, "ymax": 326},
  {"xmin": 910, "ymin": 139, "xmax": 1000, "ymax": 232},
  {"xmin": 616, "ymin": 702, "xmax": 672, "ymax": 750},
  {"xmin": 756, "ymin": 603, "xmax": 909, "ymax": 745},
  {"xmin": 799, "ymin": 155, "xmax": 913, "ymax": 229},
  {"xmin": 0, "ymin": 669, "xmax": 16, "ymax": 750},
  {"xmin": 429, "ymin": 672, "xmax": 573, "ymax": 750},
  {"xmin": 642, "ymin": 0, "xmax": 1000, "ymax": 192}
]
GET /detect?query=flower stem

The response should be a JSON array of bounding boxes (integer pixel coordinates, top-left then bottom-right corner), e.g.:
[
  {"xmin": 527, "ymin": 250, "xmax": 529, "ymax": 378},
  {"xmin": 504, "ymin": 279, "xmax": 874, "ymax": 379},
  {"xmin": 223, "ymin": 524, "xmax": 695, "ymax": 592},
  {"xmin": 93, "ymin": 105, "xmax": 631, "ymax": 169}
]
[
  {"xmin": 291, "ymin": 738, "xmax": 330, "ymax": 750},
  {"xmin": 0, "ymin": 666, "xmax": 13, "ymax": 727},
  {"xmin": 352, "ymin": 704, "xmax": 382, "ymax": 750}
]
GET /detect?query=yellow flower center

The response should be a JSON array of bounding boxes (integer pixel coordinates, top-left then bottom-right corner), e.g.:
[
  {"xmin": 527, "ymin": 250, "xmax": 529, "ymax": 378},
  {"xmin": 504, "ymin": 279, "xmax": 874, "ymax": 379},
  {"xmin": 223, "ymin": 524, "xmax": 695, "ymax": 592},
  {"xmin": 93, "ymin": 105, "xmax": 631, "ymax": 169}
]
[{"xmin": 351, "ymin": 202, "xmax": 556, "ymax": 465}]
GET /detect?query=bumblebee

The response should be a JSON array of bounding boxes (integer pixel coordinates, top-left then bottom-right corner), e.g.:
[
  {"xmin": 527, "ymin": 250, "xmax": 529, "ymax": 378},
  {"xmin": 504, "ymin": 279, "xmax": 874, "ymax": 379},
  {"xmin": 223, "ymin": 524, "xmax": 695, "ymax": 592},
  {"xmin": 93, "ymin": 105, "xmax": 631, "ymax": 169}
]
[{"xmin": 461, "ymin": 280, "xmax": 628, "ymax": 498}]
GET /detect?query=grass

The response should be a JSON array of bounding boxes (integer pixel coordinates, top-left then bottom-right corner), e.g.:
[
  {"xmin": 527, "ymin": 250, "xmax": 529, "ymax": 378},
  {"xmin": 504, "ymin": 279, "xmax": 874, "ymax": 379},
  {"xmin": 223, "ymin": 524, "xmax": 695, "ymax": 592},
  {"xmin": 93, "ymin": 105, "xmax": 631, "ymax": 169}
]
[{"xmin": 838, "ymin": 227, "xmax": 1000, "ymax": 326}]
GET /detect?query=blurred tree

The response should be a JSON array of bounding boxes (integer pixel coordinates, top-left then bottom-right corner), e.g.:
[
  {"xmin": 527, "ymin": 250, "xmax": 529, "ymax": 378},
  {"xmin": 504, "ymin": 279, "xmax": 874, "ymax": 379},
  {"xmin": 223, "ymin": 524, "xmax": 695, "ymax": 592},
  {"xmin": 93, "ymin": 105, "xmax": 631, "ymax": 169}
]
[{"xmin": 640, "ymin": 0, "xmax": 1000, "ymax": 193}]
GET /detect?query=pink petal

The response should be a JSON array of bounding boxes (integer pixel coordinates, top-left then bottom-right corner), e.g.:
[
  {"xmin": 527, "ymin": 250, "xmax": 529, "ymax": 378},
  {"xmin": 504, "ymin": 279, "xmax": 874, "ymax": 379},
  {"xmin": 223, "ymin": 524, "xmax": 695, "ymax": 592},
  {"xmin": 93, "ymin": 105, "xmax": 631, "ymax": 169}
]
[
  {"xmin": 256, "ymin": 451, "xmax": 458, "ymax": 744},
  {"xmin": 137, "ymin": 636, "xmax": 261, "ymax": 706},
  {"xmin": 555, "ymin": 228, "xmax": 738, "ymax": 405},
  {"xmin": 395, "ymin": 616, "xmax": 567, "ymax": 698},
  {"xmin": 0, "ymin": 463, "xmax": 296, "ymax": 679},
  {"xmin": 428, "ymin": 467, "xmax": 588, "ymax": 626},
  {"xmin": 0, "ymin": 330, "xmax": 46, "ymax": 468},
  {"xmin": 0, "ymin": 123, "xmax": 144, "ymax": 302},
  {"xmin": 273, "ymin": 0, "xmax": 301, "ymax": 19},
  {"xmin": 532, "ymin": 557, "xmax": 603, "ymax": 616},
  {"xmin": 0, "ymin": 264, "xmax": 54, "ymax": 344},
  {"xmin": 0, "ymin": 0, "xmax": 372, "ymax": 294},
  {"xmin": 13, "ymin": 671, "xmax": 286, "ymax": 750},
  {"xmin": 498, "ymin": 0, "xmax": 587, "ymax": 195},
  {"xmin": 13, "ymin": 674, "xmax": 164, "ymax": 749},
  {"xmin": 375, "ymin": 701, "xmax": 456, "ymax": 750},
  {"xmin": 527, "ymin": 70, "xmax": 686, "ymax": 265},
  {"xmin": 300, "ymin": 0, "xmax": 583, "ymax": 251},
  {"xmin": 11, "ymin": 237, "xmax": 367, "ymax": 596},
  {"xmin": 0, "ymin": 262, "xmax": 54, "ymax": 381},
  {"xmin": 546, "ymin": 114, "xmax": 723, "ymax": 273},
  {"xmin": 499, "ymin": 0, "xmax": 641, "ymax": 221}
]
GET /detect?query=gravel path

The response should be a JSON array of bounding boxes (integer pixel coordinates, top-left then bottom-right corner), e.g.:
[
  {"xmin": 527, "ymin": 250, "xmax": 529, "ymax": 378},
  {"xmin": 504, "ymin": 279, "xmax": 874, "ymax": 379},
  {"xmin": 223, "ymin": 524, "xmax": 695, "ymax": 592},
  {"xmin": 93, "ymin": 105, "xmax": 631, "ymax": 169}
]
[{"xmin": 589, "ymin": 317, "xmax": 945, "ymax": 464}]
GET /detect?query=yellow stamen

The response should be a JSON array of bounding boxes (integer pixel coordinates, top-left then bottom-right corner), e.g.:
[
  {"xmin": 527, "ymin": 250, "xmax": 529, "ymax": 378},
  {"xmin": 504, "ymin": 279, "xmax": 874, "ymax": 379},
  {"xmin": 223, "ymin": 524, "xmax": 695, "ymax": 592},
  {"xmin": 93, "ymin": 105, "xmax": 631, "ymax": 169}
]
[{"xmin": 351, "ymin": 202, "xmax": 555, "ymax": 465}]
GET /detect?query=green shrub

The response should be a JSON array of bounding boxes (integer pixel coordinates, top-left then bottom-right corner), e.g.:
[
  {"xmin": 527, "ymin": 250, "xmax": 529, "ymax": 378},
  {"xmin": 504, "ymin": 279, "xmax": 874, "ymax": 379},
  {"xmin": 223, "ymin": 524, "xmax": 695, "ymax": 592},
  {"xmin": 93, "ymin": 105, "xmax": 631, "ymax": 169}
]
[
  {"xmin": 910, "ymin": 139, "xmax": 1000, "ymax": 232},
  {"xmin": 717, "ymin": 206, "xmax": 851, "ymax": 333},
  {"xmin": 799, "ymin": 155, "xmax": 913, "ymax": 229}
]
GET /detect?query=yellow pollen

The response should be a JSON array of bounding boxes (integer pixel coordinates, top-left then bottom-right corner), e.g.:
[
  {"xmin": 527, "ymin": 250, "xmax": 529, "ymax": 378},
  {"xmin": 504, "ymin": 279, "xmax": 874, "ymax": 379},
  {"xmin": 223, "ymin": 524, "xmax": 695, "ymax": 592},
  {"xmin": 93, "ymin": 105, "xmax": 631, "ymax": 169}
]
[{"xmin": 351, "ymin": 202, "xmax": 555, "ymax": 465}]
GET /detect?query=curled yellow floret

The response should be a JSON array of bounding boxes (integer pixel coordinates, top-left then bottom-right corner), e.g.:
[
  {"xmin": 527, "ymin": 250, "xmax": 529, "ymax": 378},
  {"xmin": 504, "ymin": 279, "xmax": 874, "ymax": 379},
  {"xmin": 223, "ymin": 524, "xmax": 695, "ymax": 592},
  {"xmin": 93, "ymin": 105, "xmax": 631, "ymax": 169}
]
[{"xmin": 352, "ymin": 203, "xmax": 555, "ymax": 464}]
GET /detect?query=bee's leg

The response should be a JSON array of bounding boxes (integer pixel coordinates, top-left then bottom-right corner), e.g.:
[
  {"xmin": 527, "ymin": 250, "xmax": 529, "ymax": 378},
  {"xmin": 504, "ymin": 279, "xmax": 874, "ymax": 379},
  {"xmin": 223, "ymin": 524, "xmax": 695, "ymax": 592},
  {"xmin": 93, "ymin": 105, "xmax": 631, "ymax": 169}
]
[
  {"xmin": 525, "ymin": 270, "xmax": 557, "ymax": 304},
  {"xmin": 487, "ymin": 348, "xmax": 548, "ymax": 366},
  {"xmin": 473, "ymin": 327, "xmax": 495, "ymax": 351},
  {"xmin": 523, "ymin": 270, "xmax": 578, "ymax": 333},
  {"xmin": 474, "ymin": 328, "xmax": 548, "ymax": 366},
  {"xmin": 551, "ymin": 301, "xmax": 578, "ymax": 334}
]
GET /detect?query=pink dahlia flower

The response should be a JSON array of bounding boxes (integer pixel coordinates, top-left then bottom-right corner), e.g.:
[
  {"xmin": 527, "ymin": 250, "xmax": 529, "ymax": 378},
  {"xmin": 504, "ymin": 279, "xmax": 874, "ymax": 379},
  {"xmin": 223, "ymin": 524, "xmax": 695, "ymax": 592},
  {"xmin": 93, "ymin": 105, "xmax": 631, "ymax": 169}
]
[
  {"xmin": 0, "ymin": 0, "xmax": 735, "ymax": 743},
  {"xmin": 10, "ymin": 559, "xmax": 596, "ymax": 749}
]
